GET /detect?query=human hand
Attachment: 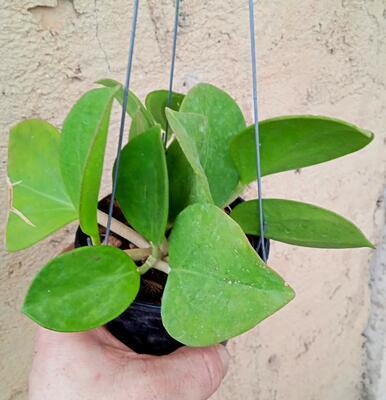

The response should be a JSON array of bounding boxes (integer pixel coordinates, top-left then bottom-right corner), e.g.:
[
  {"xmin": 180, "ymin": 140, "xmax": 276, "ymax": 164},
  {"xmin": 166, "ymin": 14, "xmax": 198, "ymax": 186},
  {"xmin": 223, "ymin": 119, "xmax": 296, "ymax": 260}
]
[{"xmin": 29, "ymin": 327, "xmax": 229, "ymax": 400}]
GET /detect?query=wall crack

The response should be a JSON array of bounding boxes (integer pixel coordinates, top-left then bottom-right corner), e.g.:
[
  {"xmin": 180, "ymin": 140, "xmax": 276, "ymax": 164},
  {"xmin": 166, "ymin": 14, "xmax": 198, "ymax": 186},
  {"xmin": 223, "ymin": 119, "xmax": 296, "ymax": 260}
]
[{"xmin": 94, "ymin": 0, "xmax": 111, "ymax": 72}]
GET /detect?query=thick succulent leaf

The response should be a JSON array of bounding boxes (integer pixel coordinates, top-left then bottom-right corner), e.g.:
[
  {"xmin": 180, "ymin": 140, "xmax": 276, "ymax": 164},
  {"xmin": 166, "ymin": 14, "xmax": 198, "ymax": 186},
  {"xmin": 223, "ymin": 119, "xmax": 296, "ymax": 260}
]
[
  {"xmin": 145, "ymin": 90, "xmax": 185, "ymax": 130},
  {"xmin": 162, "ymin": 203, "xmax": 294, "ymax": 346},
  {"xmin": 230, "ymin": 115, "xmax": 374, "ymax": 184},
  {"xmin": 6, "ymin": 120, "xmax": 77, "ymax": 251},
  {"xmin": 129, "ymin": 108, "xmax": 154, "ymax": 139},
  {"xmin": 23, "ymin": 246, "xmax": 140, "ymax": 331},
  {"xmin": 231, "ymin": 199, "xmax": 374, "ymax": 248},
  {"xmin": 166, "ymin": 109, "xmax": 213, "ymax": 209},
  {"xmin": 97, "ymin": 79, "xmax": 154, "ymax": 137},
  {"xmin": 116, "ymin": 127, "xmax": 168, "ymax": 245},
  {"xmin": 180, "ymin": 83, "xmax": 246, "ymax": 206},
  {"xmin": 60, "ymin": 87, "xmax": 118, "ymax": 244},
  {"xmin": 166, "ymin": 141, "xmax": 195, "ymax": 222}
]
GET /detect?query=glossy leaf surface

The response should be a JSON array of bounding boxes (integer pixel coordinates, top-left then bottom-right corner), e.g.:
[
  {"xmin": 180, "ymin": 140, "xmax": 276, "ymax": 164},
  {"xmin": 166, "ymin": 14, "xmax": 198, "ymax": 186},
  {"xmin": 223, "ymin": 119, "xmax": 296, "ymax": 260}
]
[
  {"xmin": 7, "ymin": 120, "xmax": 77, "ymax": 251},
  {"xmin": 166, "ymin": 109, "xmax": 212, "ymax": 195},
  {"xmin": 162, "ymin": 203, "xmax": 294, "ymax": 346},
  {"xmin": 166, "ymin": 141, "xmax": 195, "ymax": 222},
  {"xmin": 230, "ymin": 199, "xmax": 373, "ymax": 248},
  {"xmin": 180, "ymin": 83, "xmax": 246, "ymax": 206},
  {"xmin": 145, "ymin": 90, "xmax": 185, "ymax": 130},
  {"xmin": 165, "ymin": 110, "xmax": 213, "ymax": 219},
  {"xmin": 23, "ymin": 246, "xmax": 140, "ymax": 331},
  {"xmin": 60, "ymin": 87, "xmax": 117, "ymax": 244},
  {"xmin": 116, "ymin": 127, "xmax": 168, "ymax": 245},
  {"xmin": 230, "ymin": 115, "xmax": 374, "ymax": 184},
  {"xmin": 97, "ymin": 79, "xmax": 154, "ymax": 137}
]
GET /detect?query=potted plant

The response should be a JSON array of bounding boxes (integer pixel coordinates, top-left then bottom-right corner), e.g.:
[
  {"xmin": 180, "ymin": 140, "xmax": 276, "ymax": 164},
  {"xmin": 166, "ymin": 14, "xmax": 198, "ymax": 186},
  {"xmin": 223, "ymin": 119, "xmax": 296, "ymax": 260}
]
[{"xmin": 6, "ymin": 80, "xmax": 374, "ymax": 355}]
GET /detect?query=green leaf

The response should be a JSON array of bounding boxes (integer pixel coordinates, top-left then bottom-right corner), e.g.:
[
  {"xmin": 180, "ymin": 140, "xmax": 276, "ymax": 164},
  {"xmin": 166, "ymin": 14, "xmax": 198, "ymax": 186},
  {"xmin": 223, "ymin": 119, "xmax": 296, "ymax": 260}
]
[
  {"xmin": 6, "ymin": 120, "xmax": 77, "ymax": 251},
  {"xmin": 145, "ymin": 90, "xmax": 185, "ymax": 130},
  {"xmin": 60, "ymin": 87, "xmax": 118, "ymax": 244},
  {"xmin": 97, "ymin": 79, "xmax": 154, "ymax": 137},
  {"xmin": 230, "ymin": 115, "xmax": 374, "ymax": 184},
  {"xmin": 230, "ymin": 199, "xmax": 374, "ymax": 248},
  {"xmin": 165, "ymin": 109, "xmax": 213, "ymax": 219},
  {"xmin": 162, "ymin": 203, "xmax": 294, "ymax": 346},
  {"xmin": 129, "ymin": 108, "xmax": 154, "ymax": 140},
  {"xmin": 180, "ymin": 83, "xmax": 246, "ymax": 206},
  {"xmin": 23, "ymin": 246, "xmax": 140, "ymax": 332},
  {"xmin": 116, "ymin": 126, "xmax": 168, "ymax": 245},
  {"xmin": 166, "ymin": 141, "xmax": 195, "ymax": 222}
]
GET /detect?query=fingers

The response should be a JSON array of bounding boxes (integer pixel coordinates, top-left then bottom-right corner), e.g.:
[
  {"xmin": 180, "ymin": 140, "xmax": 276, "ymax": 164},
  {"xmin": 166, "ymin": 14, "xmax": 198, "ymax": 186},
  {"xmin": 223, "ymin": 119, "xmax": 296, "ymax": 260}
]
[{"xmin": 145, "ymin": 345, "xmax": 230, "ymax": 400}]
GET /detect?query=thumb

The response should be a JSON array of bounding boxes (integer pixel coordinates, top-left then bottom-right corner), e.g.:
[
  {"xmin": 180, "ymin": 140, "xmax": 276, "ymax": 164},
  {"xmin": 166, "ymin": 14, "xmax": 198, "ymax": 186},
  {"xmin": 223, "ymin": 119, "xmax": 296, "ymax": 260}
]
[{"xmin": 151, "ymin": 345, "xmax": 230, "ymax": 400}]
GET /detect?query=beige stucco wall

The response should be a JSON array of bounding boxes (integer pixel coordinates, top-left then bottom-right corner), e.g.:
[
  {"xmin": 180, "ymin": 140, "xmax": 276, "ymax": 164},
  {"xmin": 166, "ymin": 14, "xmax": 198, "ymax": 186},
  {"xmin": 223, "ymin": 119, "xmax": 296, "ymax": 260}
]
[{"xmin": 1, "ymin": 1, "xmax": 385, "ymax": 399}]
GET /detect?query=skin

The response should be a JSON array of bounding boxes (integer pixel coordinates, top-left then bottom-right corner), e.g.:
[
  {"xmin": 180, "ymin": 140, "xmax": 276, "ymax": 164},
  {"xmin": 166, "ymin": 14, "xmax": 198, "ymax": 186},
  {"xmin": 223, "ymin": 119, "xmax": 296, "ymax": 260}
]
[{"xmin": 29, "ymin": 327, "xmax": 230, "ymax": 400}]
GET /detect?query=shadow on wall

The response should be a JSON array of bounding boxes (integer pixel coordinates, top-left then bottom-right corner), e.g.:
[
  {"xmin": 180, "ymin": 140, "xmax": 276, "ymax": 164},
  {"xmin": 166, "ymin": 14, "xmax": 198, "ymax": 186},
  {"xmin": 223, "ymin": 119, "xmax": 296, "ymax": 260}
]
[{"xmin": 363, "ymin": 186, "xmax": 386, "ymax": 400}]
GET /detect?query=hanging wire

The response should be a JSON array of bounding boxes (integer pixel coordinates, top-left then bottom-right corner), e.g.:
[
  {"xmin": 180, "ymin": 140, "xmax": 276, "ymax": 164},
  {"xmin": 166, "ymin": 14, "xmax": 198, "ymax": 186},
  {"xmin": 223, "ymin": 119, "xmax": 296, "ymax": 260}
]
[
  {"xmin": 163, "ymin": 0, "xmax": 181, "ymax": 146},
  {"xmin": 248, "ymin": 0, "xmax": 267, "ymax": 262},
  {"xmin": 103, "ymin": 0, "xmax": 140, "ymax": 245}
]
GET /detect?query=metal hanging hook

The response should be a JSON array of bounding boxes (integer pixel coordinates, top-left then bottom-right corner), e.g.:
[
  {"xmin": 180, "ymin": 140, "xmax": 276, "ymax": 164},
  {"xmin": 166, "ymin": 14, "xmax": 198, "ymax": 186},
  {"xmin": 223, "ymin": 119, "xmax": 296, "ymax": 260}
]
[
  {"xmin": 164, "ymin": 0, "xmax": 181, "ymax": 146},
  {"xmin": 248, "ymin": 0, "xmax": 267, "ymax": 262},
  {"xmin": 103, "ymin": 0, "xmax": 266, "ymax": 261},
  {"xmin": 104, "ymin": 0, "xmax": 140, "ymax": 245}
]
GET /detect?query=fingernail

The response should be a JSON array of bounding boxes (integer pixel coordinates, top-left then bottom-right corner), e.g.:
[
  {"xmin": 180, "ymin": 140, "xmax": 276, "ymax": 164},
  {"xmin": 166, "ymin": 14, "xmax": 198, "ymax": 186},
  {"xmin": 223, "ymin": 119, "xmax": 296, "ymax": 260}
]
[{"xmin": 216, "ymin": 345, "xmax": 230, "ymax": 371}]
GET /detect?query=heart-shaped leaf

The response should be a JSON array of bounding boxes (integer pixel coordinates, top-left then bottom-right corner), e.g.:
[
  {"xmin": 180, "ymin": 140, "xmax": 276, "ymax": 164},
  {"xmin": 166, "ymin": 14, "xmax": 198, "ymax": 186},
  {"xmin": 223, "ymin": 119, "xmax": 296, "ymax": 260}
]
[
  {"xmin": 231, "ymin": 199, "xmax": 374, "ymax": 248},
  {"xmin": 162, "ymin": 203, "xmax": 294, "ymax": 346},
  {"xmin": 116, "ymin": 127, "xmax": 168, "ymax": 245},
  {"xmin": 60, "ymin": 87, "xmax": 118, "ymax": 244},
  {"xmin": 23, "ymin": 246, "xmax": 140, "ymax": 331},
  {"xmin": 97, "ymin": 79, "xmax": 155, "ymax": 138},
  {"xmin": 6, "ymin": 120, "xmax": 77, "ymax": 251},
  {"xmin": 165, "ymin": 110, "xmax": 213, "ymax": 220},
  {"xmin": 230, "ymin": 115, "xmax": 374, "ymax": 184},
  {"xmin": 180, "ymin": 83, "xmax": 246, "ymax": 206},
  {"xmin": 145, "ymin": 90, "xmax": 185, "ymax": 130}
]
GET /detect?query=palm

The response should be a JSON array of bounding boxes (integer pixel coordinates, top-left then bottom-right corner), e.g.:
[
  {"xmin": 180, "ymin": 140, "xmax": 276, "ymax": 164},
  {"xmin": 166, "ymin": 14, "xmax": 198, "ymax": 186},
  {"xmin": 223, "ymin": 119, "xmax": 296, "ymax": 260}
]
[{"xmin": 29, "ymin": 327, "xmax": 228, "ymax": 400}]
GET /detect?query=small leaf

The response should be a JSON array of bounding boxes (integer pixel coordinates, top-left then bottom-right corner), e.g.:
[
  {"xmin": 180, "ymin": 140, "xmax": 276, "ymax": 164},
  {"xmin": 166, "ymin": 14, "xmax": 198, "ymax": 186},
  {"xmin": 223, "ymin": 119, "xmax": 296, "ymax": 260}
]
[
  {"xmin": 230, "ymin": 115, "xmax": 374, "ymax": 184},
  {"xmin": 97, "ymin": 79, "xmax": 154, "ymax": 137},
  {"xmin": 165, "ymin": 109, "xmax": 213, "ymax": 216},
  {"xmin": 145, "ymin": 90, "xmax": 185, "ymax": 130},
  {"xmin": 166, "ymin": 141, "xmax": 195, "ymax": 222},
  {"xmin": 6, "ymin": 120, "xmax": 77, "ymax": 251},
  {"xmin": 60, "ymin": 87, "xmax": 118, "ymax": 244},
  {"xmin": 180, "ymin": 83, "xmax": 246, "ymax": 206},
  {"xmin": 165, "ymin": 110, "xmax": 209, "ymax": 184},
  {"xmin": 23, "ymin": 246, "xmax": 140, "ymax": 332},
  {"xmin": 230, "ymin": 199, "xmax": 374, "ymax": 248},
  {"xmin": 162, "ymin": 203, "xmax": 294, "ymax": 346},
  {"xmin": 129, "ymin": 108, "xmax": 154, "ymax": 140},
  {"xmin": 116, "ymin": 127, "xmax": 168, "ymax": 245}
]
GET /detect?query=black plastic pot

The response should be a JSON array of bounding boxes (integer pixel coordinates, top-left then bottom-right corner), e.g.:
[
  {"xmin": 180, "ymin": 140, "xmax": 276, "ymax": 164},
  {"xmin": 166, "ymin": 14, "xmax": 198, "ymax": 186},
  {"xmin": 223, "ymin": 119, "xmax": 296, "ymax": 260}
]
[{"xmin": 74, "ymin": 198, "xmax": 269, "ymax": 356}]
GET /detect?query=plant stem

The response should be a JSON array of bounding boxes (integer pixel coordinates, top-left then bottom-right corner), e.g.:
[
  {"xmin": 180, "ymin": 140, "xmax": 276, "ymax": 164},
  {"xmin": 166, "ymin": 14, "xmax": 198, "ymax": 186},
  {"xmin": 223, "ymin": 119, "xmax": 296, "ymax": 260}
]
[
  {"xmin": 97, "ymin": 210, "xmax": 171, "ymax": 274},
  {"xmin": 97, "ymin": 210, "xmax": 149, "ymax": 248},
  {"xmin": 137, "ymin": 257, "xmax": 171, "ymax": 275},
  {"xmin": 137, "ymin": 245, "xmax": 171, "ymax": 275},
  {"xmin": 125, "ymin": 247, "xmax": 152, "ymax": 261},
  {"xmin": 137, "ymin": 255, "xmax": 157, "ymax": 275},
  {"xmin": 154, "ymin": 259, "xmax": 171, "ymax": 274}
]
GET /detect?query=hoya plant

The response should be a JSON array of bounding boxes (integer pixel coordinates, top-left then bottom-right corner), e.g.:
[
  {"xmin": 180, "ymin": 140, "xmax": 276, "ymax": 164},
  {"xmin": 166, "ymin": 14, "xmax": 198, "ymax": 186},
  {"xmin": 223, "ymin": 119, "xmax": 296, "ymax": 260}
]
[{"xmin": 6, "ymin": 81, "xmax": 373, "ymax": 347}]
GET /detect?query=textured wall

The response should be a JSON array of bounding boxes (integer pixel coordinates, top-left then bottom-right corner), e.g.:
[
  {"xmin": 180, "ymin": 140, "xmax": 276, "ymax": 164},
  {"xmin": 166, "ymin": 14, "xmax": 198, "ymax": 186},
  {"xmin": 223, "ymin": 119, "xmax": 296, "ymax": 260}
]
[
  {"xmin": 364, "ymin": 187, "xmax": 386, "ymax": 399},
  {"xmin": 1, "ymin": 1, "xmax": 385, "ymax": 399}
]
